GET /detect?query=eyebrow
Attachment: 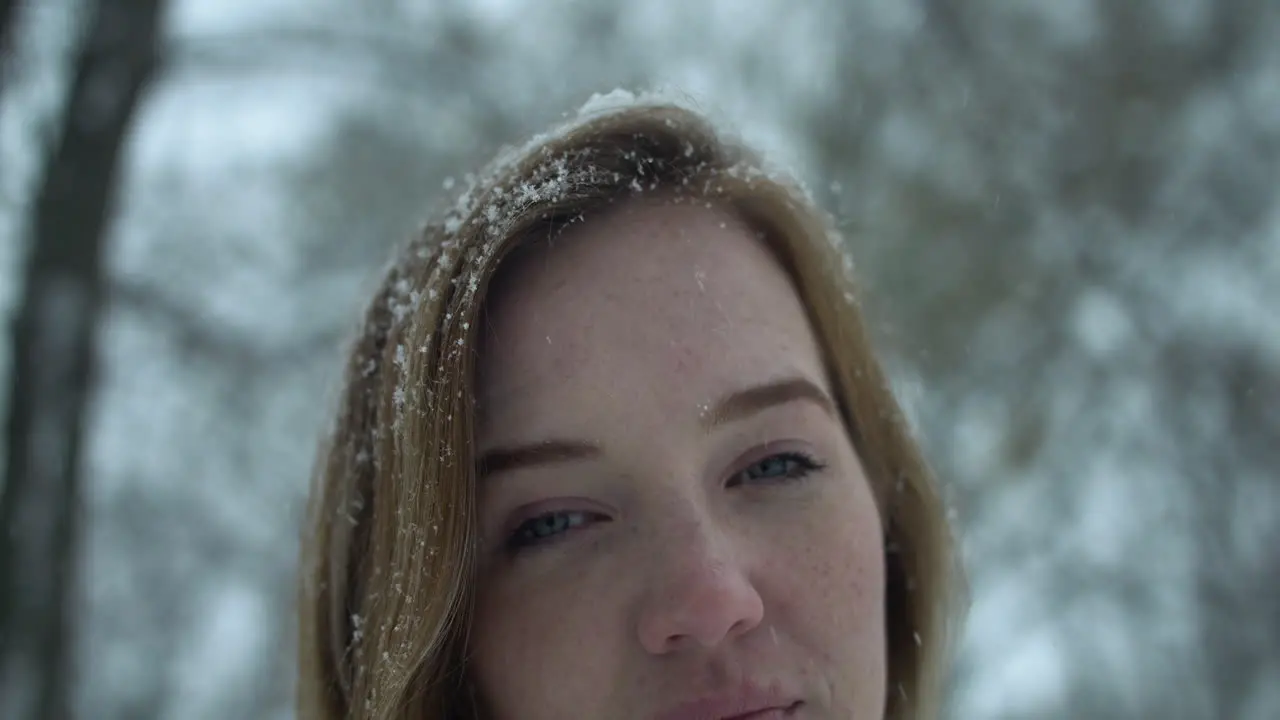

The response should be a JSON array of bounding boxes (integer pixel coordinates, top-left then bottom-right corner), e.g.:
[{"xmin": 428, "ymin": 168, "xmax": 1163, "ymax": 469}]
[
  {"xmin": 700, "ymin": 376, "xmax": 837, "ymax": 430},
  {"xmin": 477, "ymin": 440, "xmax": 601, "ymax": 480},
  {"xmin": 476, "ymin": 376, "xmax": 837, "ymax": 481}
]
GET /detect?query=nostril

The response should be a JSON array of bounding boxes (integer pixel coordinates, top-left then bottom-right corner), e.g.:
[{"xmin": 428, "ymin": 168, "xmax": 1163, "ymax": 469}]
[{"xmin": 635, "ymin": 562, "xmax": 764, "ymax": 654}]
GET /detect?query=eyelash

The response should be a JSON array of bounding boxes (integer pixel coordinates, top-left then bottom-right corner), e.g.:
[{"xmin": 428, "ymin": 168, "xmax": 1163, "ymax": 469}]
[
  {"xmin": 503, "ymin": 451, "xmax": 826, "ymax": 554},
  {"xmin": 727, "ymin": 450, "xmax": 825, "ymax": 488}
]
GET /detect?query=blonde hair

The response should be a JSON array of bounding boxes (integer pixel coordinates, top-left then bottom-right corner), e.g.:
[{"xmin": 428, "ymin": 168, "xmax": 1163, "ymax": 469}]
[{"xmin": 297, "ymin": 97, "xmax": 961, "ymax": 719}]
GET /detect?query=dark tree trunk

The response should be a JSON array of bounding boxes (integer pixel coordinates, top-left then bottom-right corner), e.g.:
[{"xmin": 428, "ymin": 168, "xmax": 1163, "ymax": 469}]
[
  {"xmin": 0, "ymin": 1, "xmax": 165, "ymax": 718},
  {"xmin": 0, "ymin": 0, "xmax": 21, "ymax": 99},
  {"xmin": 0, "ymin": 0, "xmax": 18, "ymax": 57}
]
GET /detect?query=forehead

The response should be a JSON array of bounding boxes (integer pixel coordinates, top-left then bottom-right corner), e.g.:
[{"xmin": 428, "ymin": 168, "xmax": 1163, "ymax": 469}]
[{"xmin": 475, "ymin": 198, "xmax": 827, "ymax": 441}]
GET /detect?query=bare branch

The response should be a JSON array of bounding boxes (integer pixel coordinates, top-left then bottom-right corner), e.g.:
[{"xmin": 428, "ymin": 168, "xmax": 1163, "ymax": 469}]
[{"xmin": 106, "ymin": 277, "xmax": 351, "ymax": 371}]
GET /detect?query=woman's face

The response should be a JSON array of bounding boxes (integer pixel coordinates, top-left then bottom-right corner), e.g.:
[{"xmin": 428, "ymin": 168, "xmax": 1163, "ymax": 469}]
[{"xmin": 471, "ymin": 198, "xmax": 886, "ymax": 719}]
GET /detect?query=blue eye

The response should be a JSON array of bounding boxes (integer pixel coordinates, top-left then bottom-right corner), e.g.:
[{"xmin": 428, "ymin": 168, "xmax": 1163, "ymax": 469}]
[
  {"xmin": 733, "ymin": 451, "xmax": 825, "ymax": 487},
  {"xmin": 506, "ymin": 510, "xmax": 602, "ymax": 553},
  {"xmin": 502, "ymin": 453, "xmax": 823, "ymax": 555}
]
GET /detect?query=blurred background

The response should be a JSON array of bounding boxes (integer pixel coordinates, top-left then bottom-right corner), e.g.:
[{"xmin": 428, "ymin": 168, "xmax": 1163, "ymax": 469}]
[{"xmin": 1, "ymin": 0, "xmax": 1277, "ymax": 718}]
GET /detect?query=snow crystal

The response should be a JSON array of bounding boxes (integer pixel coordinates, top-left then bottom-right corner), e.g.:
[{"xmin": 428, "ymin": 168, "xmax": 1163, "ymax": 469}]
[
  {"xmin": 577, "ymin": 88, "xmax": 640, "ymax": 116},
  {"xmin": 574, "ymin": 86, "xmax": 706, "ymax": 122},
  {"xmin": 826, "ymin": 228, "xmax": 846, "ymax": 252}
]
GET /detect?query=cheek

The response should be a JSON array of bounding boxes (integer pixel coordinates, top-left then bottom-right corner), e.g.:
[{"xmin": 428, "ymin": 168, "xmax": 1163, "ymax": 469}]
[
  {"xmin": 469, "ymin": 567, "xmax": 622, "ymax": 717},
  {"xmin": 773, "ymin": 477, "xmax": 886, "ymax": 667}
]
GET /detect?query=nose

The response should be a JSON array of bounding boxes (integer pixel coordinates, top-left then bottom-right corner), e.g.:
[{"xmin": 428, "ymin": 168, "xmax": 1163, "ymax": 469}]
[{"xmin": 635, "ymin": 521, "xmax": 765, "ymax": 655}]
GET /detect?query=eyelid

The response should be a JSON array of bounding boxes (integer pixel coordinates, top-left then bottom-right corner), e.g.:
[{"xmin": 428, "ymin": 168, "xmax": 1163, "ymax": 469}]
[
  {"xmin": 720, "ymin": 436, "xmax": 827, "ymax": 484},
  {"xmin": 506, "ymin": 509, "xmax": 593, "ymax": 552},
  {"xmin": 728, "ymin": 439, "xmax": 822, "ymax": 471},
  {"xmin": 500, "ymin": 496, "xmax": 613, "ymax": 529},
  {"xmin": 495, "ymin": 497, "xmax": 614, "ymax": 554}
]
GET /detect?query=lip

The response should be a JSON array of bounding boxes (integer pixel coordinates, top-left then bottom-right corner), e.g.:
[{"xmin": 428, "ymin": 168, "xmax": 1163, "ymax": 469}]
[{"xmin": 655, "ymin": 686, "xmax": 803, "ymax": 720}]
